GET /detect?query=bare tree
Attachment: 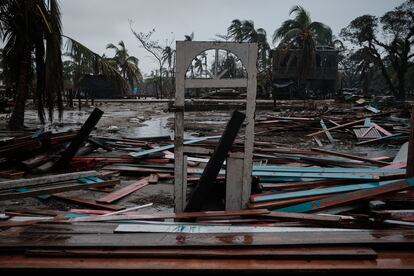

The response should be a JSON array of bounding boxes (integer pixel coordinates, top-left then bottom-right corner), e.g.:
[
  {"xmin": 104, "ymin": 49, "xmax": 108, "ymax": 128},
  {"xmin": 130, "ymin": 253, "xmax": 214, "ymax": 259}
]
[{"xmin": 130, "ymin": 22, "xmax": 173, "ymax": 99}]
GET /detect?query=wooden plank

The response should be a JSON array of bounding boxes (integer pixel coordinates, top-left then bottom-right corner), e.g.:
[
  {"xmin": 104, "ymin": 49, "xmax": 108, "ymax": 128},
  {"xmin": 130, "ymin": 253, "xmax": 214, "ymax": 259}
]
[
  {"xmin": 114, "ymin": 224, "xmax": 353, "ymax": 234},
  {"xmin": 250, "ymin": 180, "xmax": 399, "ymax": 203},
  {"xmin": 253, "ymin": 166, "xmax": 403, "ymax": 174},
  {"xmin": 185, "ymin": 111, "xmax": 245, "ymax": 212},
  {"xmin": 313, "ymin": 136, "xmax": 323, "ymax": 147},
  {"xmin": 278, "ymin": 178, "xmax": 414, "ymax": 213},
  {"xmin": 3, "ymin": 230, "xmax": 414, "ymax": 249},
  {"xmin": 129, "ymin": 137, "xmax": 218, "ymax": 158},
  {"xmin": 54, "ymin": 108, "xmax": 104, "ymax": 169},
  {"xmin": 52, "ymin": 194, "xmax": 123, "ymax": 211},
  {"xmin": 356, "ymin": 133, "xmax": 403, "ymax": 145},
  {"xmin": 0, "ymin": 171, "xmax": 97, "ymax": 190},
  {"xmin": 258, "ymin": 212, "xmax": 346, "ymax": 223},
  {"xmin": 226, "ymin": 156, "xmax": 244, "ymax": 210},
  {"xmin": 25, "ymin": 247, "xmax": 378, "ymax": 260},
  {"xmin": 372, "ymin": 123, "xmax": 392, "ymax": 136},
  {"xmin": 96, "ymin": 177, "xmax": 149, "ymax": 204},
  {"xmin": 306, "ymin": 119, "xmax": 365, "ymax": 137},
  {"xmin": 320, "ymin": 119, "xmax": 334, "ymax": 143},
  {"xmin": 70, "ymin": 209, "xmax": 270, "ymax": 222},
  {"xmin": 247, "ymin": 194, "xmax": 332, "ymax": 210},
  {"xmin": 311, "ymin": 148, "xmax": 390, "ymax": 166},
  {"xmin": 253, "ymin": 171, "xmax": 380, "ymax": 180},
  {"xmin": 0, "ymin": 179, "xmax": 120, "ymax": 201},
  {"xmin": 242, "ymin": 43, "xmax": 258, "ymax": 209}
]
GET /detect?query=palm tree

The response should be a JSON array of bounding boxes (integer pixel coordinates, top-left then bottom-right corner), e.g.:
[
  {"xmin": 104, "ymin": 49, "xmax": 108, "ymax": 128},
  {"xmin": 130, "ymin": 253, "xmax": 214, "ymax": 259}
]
[
  {"xmin": 162, "ymin": 46, "xmax": 175, "ymax": 97},
  {"xmin": 228, "ymin": 19, "xmax": 271, "ymax": 94},
  {"xmin": 184, "ymin": 32, "xmax": 194, "ymax": 41},
  {"xmin": 273, "ymin": 5, "xmax": 332, "ymax": 97},
  {"xmin": 0, "ymin": 0, "xmax": 128, "ymax": 129},
  {"xmin": 106, "ymin": 41, "xmax": 143, "ymax": 93},
  {"xmin": 0, "ymin": 0, "xmax": 63, "ymax": 129}
]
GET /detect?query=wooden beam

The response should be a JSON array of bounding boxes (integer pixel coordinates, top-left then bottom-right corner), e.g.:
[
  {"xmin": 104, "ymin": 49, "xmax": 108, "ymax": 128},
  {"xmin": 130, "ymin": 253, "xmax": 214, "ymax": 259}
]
[
  {"xmin": 185, "ymin": 110, "xmax": 245, "ymax": 212},
  {"xmin": 54, "ymin": 108, "xmax": 104, "ymax": 169}
]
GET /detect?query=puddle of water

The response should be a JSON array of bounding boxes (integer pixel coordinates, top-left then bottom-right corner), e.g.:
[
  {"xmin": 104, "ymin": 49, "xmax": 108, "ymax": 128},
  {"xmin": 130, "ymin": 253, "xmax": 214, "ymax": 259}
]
[{"xmin": 125, "ymin": 114, "xmax": 196, "ymax": 139}]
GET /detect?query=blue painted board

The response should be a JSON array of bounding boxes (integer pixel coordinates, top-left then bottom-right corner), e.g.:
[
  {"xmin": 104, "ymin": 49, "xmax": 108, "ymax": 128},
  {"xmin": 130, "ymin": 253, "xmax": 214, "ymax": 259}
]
[{"xmin": 251, "ymin": 180, "xmax": 399, "ymax": 203}]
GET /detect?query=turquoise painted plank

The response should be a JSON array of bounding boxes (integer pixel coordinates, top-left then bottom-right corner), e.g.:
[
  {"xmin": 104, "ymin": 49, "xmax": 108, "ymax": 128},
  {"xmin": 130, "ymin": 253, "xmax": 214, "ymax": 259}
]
[
  {"xmin": 252, "ymin": 171, "xmax": 377, "ymax": 180},
  {"xmin": 32, "ymin": 129, "xmax": 43, "ymax": 138},
  {"xmin": 129, "ymin": 136, "xmax": 220, "ymax": 158},
  {"xmin": 250, "ymin": 180, "xmax": 398, "ymax": 203},
  {"xmin": 78, "ymin": 177, "xmax": 104, "ymax": 184},
  {"xmin": 259, "ymin": 177, "xmax": 323, "ymax": 183},
  {"xmin": 15, "ymin": 187, "xmax": 50, "ymax": 199},
  {"xmin": 252, "ymin": 166, "xmax": 403, "ymax": 174},
  {"xmin": 85, "ymin": 176, "xmax": 104, "ymax": 182},
  {"xmin": 276, "ymin": 179, "xmax": 408, "ymax": 212}
]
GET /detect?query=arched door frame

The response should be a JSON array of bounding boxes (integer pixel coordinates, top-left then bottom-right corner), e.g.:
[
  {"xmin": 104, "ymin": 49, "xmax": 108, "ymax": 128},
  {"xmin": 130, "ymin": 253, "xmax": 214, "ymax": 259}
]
[{"xmin": 174, "ymin": 41, "xmax": 258, "ymax": 211}]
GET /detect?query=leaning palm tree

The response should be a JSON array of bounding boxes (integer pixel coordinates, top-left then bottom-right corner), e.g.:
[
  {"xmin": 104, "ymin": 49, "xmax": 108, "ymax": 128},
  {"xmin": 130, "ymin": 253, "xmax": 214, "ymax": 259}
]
[
  {"xmin": 273, "ymin": 5, "xmax": 332, "ymax": 97},
  {"xmin": 0, "ymin": 0, "xmax": 63, "ymax": 129},
  {"xmin": 106, "ymin": 40, "xmax": 143, "ymax": 92}
]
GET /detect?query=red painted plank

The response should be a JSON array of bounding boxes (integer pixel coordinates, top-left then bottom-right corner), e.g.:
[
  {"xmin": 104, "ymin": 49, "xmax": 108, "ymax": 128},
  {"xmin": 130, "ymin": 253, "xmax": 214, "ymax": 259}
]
[{"xmin": 97, "ymin": 177, "xmax": 150, "ymax": 203}]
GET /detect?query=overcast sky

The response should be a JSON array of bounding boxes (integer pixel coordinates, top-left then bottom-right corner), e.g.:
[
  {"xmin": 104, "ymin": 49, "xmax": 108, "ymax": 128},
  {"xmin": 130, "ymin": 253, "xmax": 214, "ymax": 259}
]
[{"xmin": 60, "ymin": 0, "xmax": 404, "ymax": 77}]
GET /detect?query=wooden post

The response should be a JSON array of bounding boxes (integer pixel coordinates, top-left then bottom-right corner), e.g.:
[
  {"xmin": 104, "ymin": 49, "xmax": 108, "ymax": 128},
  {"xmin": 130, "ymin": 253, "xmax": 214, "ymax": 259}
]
[
  {"xmin": 407, "ymin": 106, "xmax": 414, "ymax": 177},
  {"xmin": 54, "ymin": 108, "xmax": 104, "ymax": 170},
  {"xmin": 226, "ymin": 154, "xmax": 244, "ymax": 210},
  {"xmin": 174, "ymin": 42, "xmax": 186, "ymax": 212}
]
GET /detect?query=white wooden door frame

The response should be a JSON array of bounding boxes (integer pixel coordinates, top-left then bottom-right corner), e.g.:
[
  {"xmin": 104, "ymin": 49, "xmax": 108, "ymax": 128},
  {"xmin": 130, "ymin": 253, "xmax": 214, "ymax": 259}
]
[{"xmin": 174, "ymin": 41, "xmax": 258, "ymax": 212}]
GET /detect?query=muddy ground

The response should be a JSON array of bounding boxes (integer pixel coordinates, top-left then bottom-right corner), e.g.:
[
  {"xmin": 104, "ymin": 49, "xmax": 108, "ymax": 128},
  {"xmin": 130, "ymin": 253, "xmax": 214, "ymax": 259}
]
[{"xmin": 0, "ymin": 100, "xmax": 401, "ymax": 213}]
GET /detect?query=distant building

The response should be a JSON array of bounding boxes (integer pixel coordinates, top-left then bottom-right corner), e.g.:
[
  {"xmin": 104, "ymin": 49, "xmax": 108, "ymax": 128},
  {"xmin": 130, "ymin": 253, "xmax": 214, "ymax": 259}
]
[
  {"xmin": 272, "ymin": 46, "xmax": 339, "ymax": 99},
  {"xmin": 78, "ymin": 74, "xmax": 123, "ymax": 98}
]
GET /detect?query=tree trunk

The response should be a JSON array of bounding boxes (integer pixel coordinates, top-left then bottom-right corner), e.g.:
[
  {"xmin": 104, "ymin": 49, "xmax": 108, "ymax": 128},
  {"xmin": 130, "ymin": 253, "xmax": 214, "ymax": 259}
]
[
  {"xmin": 159, "ymin": 65, "xmax": 163, "ymax": 99},
  {"xmin": 8, "ymin": 50, "xmax": 31, "ymax": 130}
]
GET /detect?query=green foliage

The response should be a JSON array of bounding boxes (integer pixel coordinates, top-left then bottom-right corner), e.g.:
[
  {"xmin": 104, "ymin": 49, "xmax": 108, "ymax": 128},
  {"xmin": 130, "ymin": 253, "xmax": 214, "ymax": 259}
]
[{"xmin": 340, "ymin": 0, "xmax": 414, "ymax": 99}]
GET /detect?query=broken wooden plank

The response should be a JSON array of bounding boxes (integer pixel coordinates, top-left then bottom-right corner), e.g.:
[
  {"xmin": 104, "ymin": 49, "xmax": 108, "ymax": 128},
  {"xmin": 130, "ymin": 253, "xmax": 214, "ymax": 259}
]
[
  {"xmin": 54, "ymin": 108, "xmax": 104, "ymax": 170},
  {"xmin": 97, "ymin": 177, "xmax": 150, "ymax": 204},
  {"xmin": 185, "ymin": 110, "xmax": 245, "ymax": 212}
]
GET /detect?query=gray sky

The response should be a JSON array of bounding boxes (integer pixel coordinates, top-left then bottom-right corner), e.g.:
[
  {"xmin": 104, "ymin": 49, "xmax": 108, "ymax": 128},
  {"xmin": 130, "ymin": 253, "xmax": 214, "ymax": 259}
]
[{"xmin": 60, "ymin": 0, "xmax": 404, "ymax": 76}]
